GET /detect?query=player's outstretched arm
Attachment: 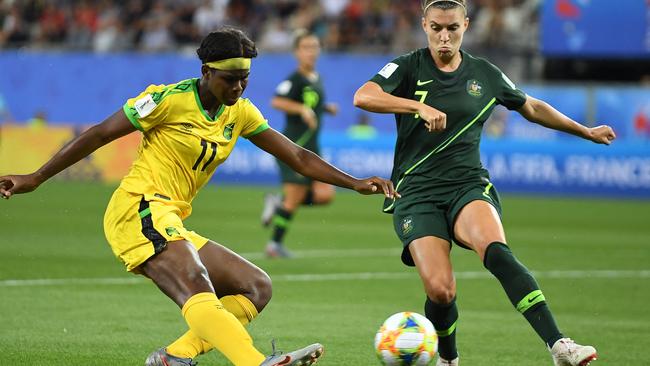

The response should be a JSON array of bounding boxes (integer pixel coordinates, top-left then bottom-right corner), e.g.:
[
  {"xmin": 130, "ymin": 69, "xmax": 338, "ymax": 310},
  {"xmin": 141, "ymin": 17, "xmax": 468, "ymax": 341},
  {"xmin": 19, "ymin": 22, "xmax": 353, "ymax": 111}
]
[
  {"xmin": 517, "ymin": 95, "xmax": 616, "ymax": 145},
  {"xmin": 271, "ymin": 96, "xmax": 318, "ymax": 130},
  {"xmin": 354, "ymin": 81, "xmax": 447, "ymax": 132},
  {"xmin": 250, "ymin": 127, "xmax": 399, "ymax": 198},
  {"xmin": 0, "ymin": 110, "xmax": 136, "ymax": 199}
]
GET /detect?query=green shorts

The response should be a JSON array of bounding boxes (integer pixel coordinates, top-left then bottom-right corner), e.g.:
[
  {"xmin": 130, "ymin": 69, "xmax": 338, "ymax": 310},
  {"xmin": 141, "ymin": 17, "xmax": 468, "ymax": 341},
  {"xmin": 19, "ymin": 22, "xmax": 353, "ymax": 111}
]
[
  {"xmin": 277, "ymin": 145, "xmax": 320, "ymax": 185},
  {"xmin": 278, "ymin": 160, "xmax": 312, "ymax": 185},
  {"xmin": 392, "ymin": 180, "xmax": 502, "ymax": 266}
]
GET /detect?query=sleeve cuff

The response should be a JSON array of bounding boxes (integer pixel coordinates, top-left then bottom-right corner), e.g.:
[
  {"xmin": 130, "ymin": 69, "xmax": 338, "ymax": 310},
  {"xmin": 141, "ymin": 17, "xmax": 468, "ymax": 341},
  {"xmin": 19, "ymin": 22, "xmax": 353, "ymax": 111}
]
[
  {"xmin": 122, "ymin": 103, "xmax": 144, "ymax": 132},
  {"xmin": 243, "ymin": 122, "xmax": 270, "ymax": 138}
]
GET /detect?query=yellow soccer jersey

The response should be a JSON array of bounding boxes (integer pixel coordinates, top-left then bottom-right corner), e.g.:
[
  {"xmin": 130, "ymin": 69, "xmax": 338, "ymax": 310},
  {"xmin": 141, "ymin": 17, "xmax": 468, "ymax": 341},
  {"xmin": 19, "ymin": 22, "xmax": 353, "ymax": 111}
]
[{"xmin": 121, "ymin": 78, "xmax": 269, "ymax": 218}]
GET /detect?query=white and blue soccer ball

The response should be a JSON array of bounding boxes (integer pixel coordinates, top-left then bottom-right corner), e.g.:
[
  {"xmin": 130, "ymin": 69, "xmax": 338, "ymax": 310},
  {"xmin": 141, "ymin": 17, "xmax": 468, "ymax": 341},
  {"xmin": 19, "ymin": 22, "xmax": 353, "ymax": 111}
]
[{"xmin": 374, "ymin": 312, "xmax": 438, "ymax": 366}]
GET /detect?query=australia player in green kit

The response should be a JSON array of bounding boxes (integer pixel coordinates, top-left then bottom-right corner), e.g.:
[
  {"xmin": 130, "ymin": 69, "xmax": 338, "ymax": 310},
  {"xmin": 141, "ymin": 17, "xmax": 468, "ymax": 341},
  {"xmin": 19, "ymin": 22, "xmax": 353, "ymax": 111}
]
[
  {"xmin": 261, "ymin": 30, "xmax": 339, "ymax": 258},
  {"xmin": 354, "ymin": 1, "xmax": 616, "ymax": 365}
]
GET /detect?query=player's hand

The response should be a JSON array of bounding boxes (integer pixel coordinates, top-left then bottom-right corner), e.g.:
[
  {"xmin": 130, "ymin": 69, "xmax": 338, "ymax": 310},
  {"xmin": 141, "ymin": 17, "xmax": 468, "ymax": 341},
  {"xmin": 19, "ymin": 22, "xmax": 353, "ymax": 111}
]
[
  {"xmin": 587, "ymin": 125, "xmax": 616, "ymax": 145},
  {"xmin": 418, "ymin": 106, "xmax": 447, "ymax": 132},
  {"xmin": 0, "ymin": 173, "xmax": 42, "ymax": 199},
  {"xmin": 301, "ymin": 106, "xmax": 318, "ymax": 130},
  {"xmin": 326, "ymin": 103, "xmax": 339, "ymax": 116},
  {"xmin": 353, "ymin": 176, "xmax": 401, "ymax": 199}
]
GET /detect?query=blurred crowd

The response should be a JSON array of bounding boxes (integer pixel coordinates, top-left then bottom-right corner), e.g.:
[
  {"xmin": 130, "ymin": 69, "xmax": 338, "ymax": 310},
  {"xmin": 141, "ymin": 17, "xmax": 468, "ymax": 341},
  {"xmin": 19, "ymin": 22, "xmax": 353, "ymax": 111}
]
[{"xmin": 0, "ymin": 0, "xmax": 540, "ymax": 77}]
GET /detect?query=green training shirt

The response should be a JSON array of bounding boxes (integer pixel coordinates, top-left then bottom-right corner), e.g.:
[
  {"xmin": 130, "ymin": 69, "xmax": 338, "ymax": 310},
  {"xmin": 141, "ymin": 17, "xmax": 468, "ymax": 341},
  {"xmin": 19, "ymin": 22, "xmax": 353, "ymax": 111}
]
[
  {"xmin": 370, "ymin": 48, "xmax": 527, "ymax": 212},
  {"xmin": 275, "ymin": 71, "xmax": 326, "ymax": 151}
]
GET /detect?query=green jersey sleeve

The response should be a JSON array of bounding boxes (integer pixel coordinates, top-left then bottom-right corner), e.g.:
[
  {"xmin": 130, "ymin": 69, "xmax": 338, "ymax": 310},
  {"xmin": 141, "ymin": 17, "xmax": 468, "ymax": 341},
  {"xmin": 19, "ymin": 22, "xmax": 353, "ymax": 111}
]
[
  {"xmin": 370, "ymin": 54, "xmax": 411, "ymax": 94},
  {"xmin": 275, "ymin": 74, "xmax": 304, "ymax": 102},
  {"xmin": 484, "ymin": 61, "xmax": 527, "ymax": 110}
]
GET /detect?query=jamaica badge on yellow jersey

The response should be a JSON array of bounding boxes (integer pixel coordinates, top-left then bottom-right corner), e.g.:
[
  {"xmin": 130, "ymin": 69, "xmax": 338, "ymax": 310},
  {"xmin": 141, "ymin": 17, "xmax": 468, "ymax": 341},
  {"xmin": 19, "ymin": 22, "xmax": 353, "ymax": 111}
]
[
  {"xmin": 223, "ymin": 123, "xmax": 235, "ymax": 140},
  {"xmin": 466, "ymin": 79, "xmax": 483, "ymax": 97}
]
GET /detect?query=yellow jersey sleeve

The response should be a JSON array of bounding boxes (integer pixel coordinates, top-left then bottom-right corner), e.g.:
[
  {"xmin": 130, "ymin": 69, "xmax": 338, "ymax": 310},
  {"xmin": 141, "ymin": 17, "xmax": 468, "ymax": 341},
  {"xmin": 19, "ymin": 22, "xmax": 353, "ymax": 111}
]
[
  {"xmin": 240, "ymin": 98, "xmax": 270, "ymax": 138},
  {"xmin": 122, "ymin": 84, "xmax": 171, "ymax": 132}
]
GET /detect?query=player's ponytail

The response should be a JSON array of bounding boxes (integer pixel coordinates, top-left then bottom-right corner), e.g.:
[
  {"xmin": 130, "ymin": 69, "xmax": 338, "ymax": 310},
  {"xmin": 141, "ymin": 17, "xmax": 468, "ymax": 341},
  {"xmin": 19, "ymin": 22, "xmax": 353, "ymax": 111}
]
[{"xmin": 196, "ymin": 27, "xmax": 258, "ymax": 63}]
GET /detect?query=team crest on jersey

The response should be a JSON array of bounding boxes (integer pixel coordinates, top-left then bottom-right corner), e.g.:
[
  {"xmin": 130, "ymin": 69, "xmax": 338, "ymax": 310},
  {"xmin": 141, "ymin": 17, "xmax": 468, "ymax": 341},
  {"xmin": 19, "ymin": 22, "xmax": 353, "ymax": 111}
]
[
  {"xmin": 466, "ymin": 79, "xmax": 483, "ymax": 97},
  {"xmin": 223, "ymin": 123, "xmax": 235, "ymax": 140},
  {"xmin": 302, "ymin": 87, "xmax": 319, "ymax": 108},
  {"xmin": 165, "ymin": 227, "xmax": 180, "ymax": 237},
  {"xmin": 401, "ymin": 217, "xmax": 414, "ymax": 236}
]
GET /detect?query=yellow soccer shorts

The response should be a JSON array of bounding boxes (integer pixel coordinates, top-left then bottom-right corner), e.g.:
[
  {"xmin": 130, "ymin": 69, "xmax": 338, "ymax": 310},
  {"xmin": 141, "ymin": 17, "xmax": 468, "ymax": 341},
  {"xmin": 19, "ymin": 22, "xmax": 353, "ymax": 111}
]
[{"xmin": 103, "ymin": 188, "xmax": 209, "ymax": 272}]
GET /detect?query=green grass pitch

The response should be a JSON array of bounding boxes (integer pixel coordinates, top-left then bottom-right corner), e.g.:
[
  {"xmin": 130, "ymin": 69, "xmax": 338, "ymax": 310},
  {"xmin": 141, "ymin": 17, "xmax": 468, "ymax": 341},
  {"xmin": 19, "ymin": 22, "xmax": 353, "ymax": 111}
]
[{"xmin": 0, "ymin": 181, "xmax": 648, "ymax": 365}]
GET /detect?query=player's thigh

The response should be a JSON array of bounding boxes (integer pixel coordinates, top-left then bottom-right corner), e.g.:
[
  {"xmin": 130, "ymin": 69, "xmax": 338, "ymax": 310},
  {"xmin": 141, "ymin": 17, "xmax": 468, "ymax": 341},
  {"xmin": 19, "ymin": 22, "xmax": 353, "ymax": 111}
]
[
  {"xmin": 278, "ymin": 159, "xmax": 312, "ymax": 186},
  {"xmin": 392, "ymin": 205, "xmax": 451, "ymax": 266},
  {"xmin": 452, "ymin": 185, "xmax": 506, "ymax": 259},
  {"xmin": 409, "ymin": 236, "xmax": 456, "ymax": 302},
  {"xmin": 198, "ymin": 240, "xmax": 272, "ymax": 309},
  {"xmin": 141, "ymin": 239, "xmax": 214, "ymax": 307}
]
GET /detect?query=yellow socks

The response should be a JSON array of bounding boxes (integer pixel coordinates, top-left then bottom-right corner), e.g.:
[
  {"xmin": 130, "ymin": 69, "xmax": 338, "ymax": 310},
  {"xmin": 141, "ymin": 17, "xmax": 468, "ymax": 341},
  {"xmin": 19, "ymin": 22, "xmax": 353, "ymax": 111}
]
[
  {"xmin": 166, "ymin": 331, "xmax": 209, "ymax": 359},
  {"xmin": 221, "ymin": 294, "xmax": 259, "ymax": 325},
  {"xmin": 180, "ymin": 292, "xmax": 265, "ymax": 366},
  {"xmin": 167, "ymin": 294, "xmax": 260, "ymax": 358}
]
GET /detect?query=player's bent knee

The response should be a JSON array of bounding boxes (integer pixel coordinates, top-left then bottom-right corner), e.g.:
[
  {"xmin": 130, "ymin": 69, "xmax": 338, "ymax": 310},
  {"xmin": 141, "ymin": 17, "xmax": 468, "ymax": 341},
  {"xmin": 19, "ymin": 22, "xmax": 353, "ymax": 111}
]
[
  {"xmin": 423, "ymin": 280, "xmax": 456, "ymax": 304},
  {"xmin": 250, "ymin": 271, "xmax": 273, "ymax": 311}
]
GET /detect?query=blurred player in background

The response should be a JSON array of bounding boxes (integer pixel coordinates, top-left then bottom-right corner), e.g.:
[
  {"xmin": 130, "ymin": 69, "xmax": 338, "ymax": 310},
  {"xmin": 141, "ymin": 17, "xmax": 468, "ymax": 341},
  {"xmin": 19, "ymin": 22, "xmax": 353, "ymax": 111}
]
[
  {"xmin": 354, "ymin": 1, "xmax": 615, "ymax": 365},
  {"xmin": 261, "ymin": 29, "xmax": 339, "ymax": 258},
  {"xmin": 0, "ymin": 27, "xmax": 397, "ymax": 366}
]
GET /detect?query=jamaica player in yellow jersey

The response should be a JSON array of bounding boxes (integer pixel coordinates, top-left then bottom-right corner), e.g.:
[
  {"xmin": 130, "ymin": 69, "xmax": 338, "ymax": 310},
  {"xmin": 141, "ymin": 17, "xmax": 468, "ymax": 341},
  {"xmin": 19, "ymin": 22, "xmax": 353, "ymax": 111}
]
[{"xmin": 0, "ymin": 27, "xmax": 397, "ymax": 366}]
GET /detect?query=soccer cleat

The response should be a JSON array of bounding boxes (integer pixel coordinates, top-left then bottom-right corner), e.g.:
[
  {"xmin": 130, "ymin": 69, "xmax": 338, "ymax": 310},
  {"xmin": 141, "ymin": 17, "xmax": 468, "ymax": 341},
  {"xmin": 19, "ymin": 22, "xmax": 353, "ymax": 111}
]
[
  {"xmin": 145, "ymin": 348, "xmax": 197, "ymax": 366},
  {"xmin": 436, "ymin": 356, "xmax": 459, "ymax": 366},
  {"xmin": 259, "ymin": 341, "xmax": 324, "ymax": 366},
  {"xmin": 265, "ymin": 240, "xmax": 293, "ymax": 258},
  {"xmin": 261, "ymin": 193, "xmax": 282, "ymax": 227},
  {"xmin": 549, "ymin": 338, "xmax": 597, "ymax": 366}
]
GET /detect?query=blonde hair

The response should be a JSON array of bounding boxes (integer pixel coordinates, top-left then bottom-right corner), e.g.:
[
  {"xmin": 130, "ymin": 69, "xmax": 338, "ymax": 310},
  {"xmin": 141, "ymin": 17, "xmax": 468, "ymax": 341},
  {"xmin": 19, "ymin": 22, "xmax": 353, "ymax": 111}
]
[{"xmin": 422, "ymin": 0, "xmax": 467, "ymax": 15}]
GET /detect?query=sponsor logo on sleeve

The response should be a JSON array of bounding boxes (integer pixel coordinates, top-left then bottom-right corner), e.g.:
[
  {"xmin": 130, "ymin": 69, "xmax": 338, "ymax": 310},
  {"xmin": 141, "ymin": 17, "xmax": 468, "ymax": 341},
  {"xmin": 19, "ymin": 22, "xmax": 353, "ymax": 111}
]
[
  {"xmin": 378, "ymin": 62, "xmax": 399, "ymax": 79},
  {"xmin": 276, "ymin": 80, "xmax": 292, "ymax": 95},
  {"xmin": 134, "ymin": 94, "xmax": 158, "ymax": 118}
]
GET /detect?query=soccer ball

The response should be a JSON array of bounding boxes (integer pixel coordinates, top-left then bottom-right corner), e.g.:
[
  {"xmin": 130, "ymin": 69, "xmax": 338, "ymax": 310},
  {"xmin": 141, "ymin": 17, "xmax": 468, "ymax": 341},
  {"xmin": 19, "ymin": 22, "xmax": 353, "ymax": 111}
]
[{"xmin": 375, "ymin": 312, "xmax": 438, "ymax": 366}]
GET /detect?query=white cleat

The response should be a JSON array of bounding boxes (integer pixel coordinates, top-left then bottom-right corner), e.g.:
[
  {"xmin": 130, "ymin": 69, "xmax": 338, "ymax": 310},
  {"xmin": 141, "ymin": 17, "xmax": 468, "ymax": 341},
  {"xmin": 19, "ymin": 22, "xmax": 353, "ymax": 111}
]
[
  {"xmin": 265, "ymin": 240, "xmax": 293, "ymax": 258},
  {"xmin": 550, "ymin": 338, "xmax": 597, "ymax": 366},
  {"xmin": 145, "ymin": 348, "xmax": 196, "ymax": 366},
  {"xmin": 261, "ymin": 193, "xmax": 282, "ymax": 227},
  {"xmin": 436, "ymin": 356, "xmax": 459, "ymax": 366}
]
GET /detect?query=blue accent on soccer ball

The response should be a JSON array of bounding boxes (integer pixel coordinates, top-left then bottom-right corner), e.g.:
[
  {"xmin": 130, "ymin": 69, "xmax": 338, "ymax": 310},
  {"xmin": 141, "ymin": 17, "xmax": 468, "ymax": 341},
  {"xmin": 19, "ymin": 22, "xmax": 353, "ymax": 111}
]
[
  {"xmin": 401, "ymin": 352, "xmax": 415, "ymax": 365},
  {"xmin": 404, "ymin": 317, "xmax": 419, "ymax": 329}
]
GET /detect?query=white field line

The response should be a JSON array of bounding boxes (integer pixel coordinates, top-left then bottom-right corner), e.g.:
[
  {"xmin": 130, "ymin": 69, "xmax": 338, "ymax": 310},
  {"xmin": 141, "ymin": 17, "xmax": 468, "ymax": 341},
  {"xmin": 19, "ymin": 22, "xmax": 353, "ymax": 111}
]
[
  {"xmin": 1, "ymin": 270, "xmax": 649, "ymax": 287},
  {"xmin": 239, "ymin": 248, "xmax": 401, "ymax": 260}
]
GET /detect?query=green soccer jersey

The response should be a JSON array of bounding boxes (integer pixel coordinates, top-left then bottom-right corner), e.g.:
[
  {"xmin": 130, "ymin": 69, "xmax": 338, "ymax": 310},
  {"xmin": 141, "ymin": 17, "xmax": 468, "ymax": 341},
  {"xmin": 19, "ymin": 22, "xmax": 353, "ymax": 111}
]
[
  {"xmin": 370, "ymin": 49, "xmax": 527, "ymax": 212},
  {"xmin": 275, "ymin": 71, "xmax": 326, "ymax": 152}
]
